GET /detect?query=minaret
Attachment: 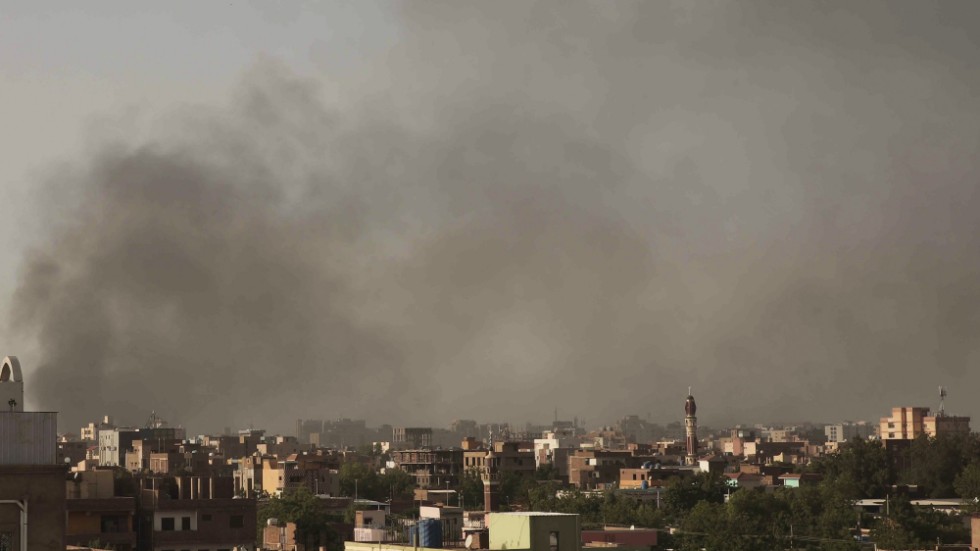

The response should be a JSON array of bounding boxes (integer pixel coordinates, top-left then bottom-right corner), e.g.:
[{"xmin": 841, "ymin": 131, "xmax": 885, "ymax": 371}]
[
  {"xmin": 684, "ymin": 389, "xmax": 698, "ymax": 466},
  {"xmin": 0, "ymin": 356, "xmax": 24, "ymax": 411},
  {"xmin": 482, "ymin": 430, "xmax": 500, "ymax": 513}
]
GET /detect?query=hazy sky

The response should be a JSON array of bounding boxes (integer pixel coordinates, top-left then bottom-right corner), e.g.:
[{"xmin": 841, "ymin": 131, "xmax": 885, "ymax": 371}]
[{"xmin": 3, "ymin": 2, "xmax": 980, "ymax": 434}]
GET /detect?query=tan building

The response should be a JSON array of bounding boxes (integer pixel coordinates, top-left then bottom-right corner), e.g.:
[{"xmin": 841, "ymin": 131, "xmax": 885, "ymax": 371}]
[
  {"xmin": 261, "ymin": 454, "xmax": 340, "ymax": 497},
  {"xmin": 880, "ymin": 407, "xmax": 971, "ymax": 441},
  {"xmin": 463, "ymin": 441, "xmax": 535, "ymax": 478},
  {"xmin": 880, "ymin": 407, "xmax": 930, "ymax": 440},
  {"xmin": 66, "ymin": 470, "xmax": 137, "ymax": 551},
  {"xmin": 392, "ymin": 449, "xmax": 463, "ymax": 488}
]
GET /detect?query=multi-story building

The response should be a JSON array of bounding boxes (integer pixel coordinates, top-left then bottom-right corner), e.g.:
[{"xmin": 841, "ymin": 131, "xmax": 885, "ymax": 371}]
[
  {"xmin": 463, "ymin": 441, "xmax": 535, "ymax": 479},
  {"xmin": 100, "ymin": 428, "xmax": 139, "ymax": 468},
  {"xmin": 0, "ymin": 355, "xmax": 67, "ymax": 551},
  {"xmin": 393, "ymin": 427, "xmax": 433, "ymax": 450},
  {"xmin": 137, "ymin": 476, "xmax": 256, "ymax": 551},
  {"xmin": 81, "ymin": 416, "xmax": 116, "ymax": 443},
  {"xmin": 66, "ymin": 469, "xmax": 137, "ymax": 551},
  {"xmin": 617, "ymin": 415, "xmax": 661, "ymax": 444},
  {"xmin": 533, "ymin": 430, "xmax": 576, "ymax": 479},
  {"xmin": 260, "ymin": 453, "xmax": 340, "ymax": 497},
  {"xmin": 392, "ymin": 449, "xmax": 463, "ymax": 488},
  {"xmin": 234, "ymin": 454, "xmax": 267, "ymax": 497},
  {"xmin": 824, "ymin": 422, "xmax": 876, "ymax": 443},
  {"xmin": 297, "ymin": 419, "xmax": 325, "ymax": 445},
  {"xmin": 880, "ymin": 407, "xmax": 971, "ymax": 441},
  {"xmin": 567, "ymin": 450, "xmax": 657, "ymax": 490}
]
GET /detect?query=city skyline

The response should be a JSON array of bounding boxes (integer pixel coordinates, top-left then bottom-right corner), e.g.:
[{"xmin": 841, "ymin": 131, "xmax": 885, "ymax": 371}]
[{"xmin": 3, "ymin": 2, "xmax": 980, "ymax": 433}]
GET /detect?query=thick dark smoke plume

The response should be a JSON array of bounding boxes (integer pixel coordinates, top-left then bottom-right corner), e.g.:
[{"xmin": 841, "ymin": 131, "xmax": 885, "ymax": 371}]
[{"xmin": 13, "ymin": 1, "xmax": 980, "ymax": 432}]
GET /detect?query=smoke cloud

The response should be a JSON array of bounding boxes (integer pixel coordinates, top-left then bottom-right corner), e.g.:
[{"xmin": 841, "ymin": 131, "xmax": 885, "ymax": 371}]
[{"xmin": 12, "ymin": 1, "xmax": 980, "ymax": 433}]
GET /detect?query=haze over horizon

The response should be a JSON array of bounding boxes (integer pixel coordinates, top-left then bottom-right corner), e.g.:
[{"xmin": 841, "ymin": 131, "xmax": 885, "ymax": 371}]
[{"xmin": 3, "ymin": 1, "xmax": 980, "ymax": 435}]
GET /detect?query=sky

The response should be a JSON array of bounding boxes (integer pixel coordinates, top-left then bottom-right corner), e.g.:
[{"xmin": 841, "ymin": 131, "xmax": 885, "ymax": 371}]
[{"xmin": 2, "ymin": 1, "xmax": 979, "ymax": 435}]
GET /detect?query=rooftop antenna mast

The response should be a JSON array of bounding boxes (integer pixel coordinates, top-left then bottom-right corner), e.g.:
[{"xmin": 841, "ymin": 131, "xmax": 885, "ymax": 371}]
[{"xmin": 939, "ymin": 386, "xmax": 948, "ymax": 417}]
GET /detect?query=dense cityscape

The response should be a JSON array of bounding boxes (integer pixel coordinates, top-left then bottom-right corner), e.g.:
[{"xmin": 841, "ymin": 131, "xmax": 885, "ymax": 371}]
[
  {"xmin": 3, "ymin": 355, "xmax": 980, "ymax": 550},
  {"xmin": 4, "ymin": 3, "xmax": 980, "ymax": 551}
]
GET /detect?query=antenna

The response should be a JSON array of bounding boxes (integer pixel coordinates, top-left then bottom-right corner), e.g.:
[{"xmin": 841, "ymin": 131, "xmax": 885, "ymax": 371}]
[
  {"xmin": 688, "ymin": 386, "xmax": 692, "ymax": 396},
  {"xmin": 939, "ymin": 386, "xmax": 948, "ymax": 417}
]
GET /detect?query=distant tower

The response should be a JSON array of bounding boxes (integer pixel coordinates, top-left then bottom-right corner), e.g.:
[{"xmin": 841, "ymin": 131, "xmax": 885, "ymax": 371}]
[
  {"xmin": 684, "ymin": 389, "xmax": 698, "ymax": 466},
  {"xmin": 0, "ymin": 356, "xmax": 24, "ymax": 411},
  {"xmin": 482, "ymin": 430, "xmax": 500, "ymax": 513}
]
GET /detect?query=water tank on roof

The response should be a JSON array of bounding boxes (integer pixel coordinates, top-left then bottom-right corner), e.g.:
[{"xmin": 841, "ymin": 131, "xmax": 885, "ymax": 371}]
[
  {"xmin": 641, "ymin": 480, "xmax": 648, "ymax": 490},
  {"xmin": 642, "ymin": 461, "xmax": 653, "ymax": 469},
  {"xmin": 410, "ymin": 519, "xmax": 443, "ymax": 548}
]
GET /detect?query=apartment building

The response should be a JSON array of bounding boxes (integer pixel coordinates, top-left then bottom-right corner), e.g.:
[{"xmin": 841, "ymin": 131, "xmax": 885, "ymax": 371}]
[
  {"xmin": 138, "ymin": 476, "xmax": 256, "ymax": 551},
  {"xmin": 879, "ymin": 407, "xmax": 971, "ymax": 441},
  {"xmin": 391, "ymin": 449, "xmax": 463, "ymax": 488}
]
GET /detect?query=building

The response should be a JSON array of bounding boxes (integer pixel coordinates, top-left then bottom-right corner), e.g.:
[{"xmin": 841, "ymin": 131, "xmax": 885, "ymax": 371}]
[
  {"xmin": 99, "ymin": 428, "xmax": 139, "ymax": 468},
  {"xmin": 490, "ymin": 513, "xmax": 581, "ymax": 551},
  {"xmin": 297, "ymin": 419, "xmax": 324, "ymax": 445},
  {"xmin": 261, "ymin": 454, "xmax": 340, "ymax": 497},
  {"xmin": 619, "ymin": 464, "xmax": 692, "ymax": 490},
  {"xmin": 879, "ymin": 406, "xmax": 971, "ymax": 441},
  {"xmin": 392, "ymin": 427, "xmax": 433, "ymax": 450},
  {"xmin": 464, "ymin": 441, "xmax": 535, "ymax": 478},
  {"xmin": 345, "ymin": 511, "xmax": 582, "ymax": 551},
  {"xmin": 0, "ymin": 355, "xmax": 67, "ymax": 551},
  {"xmin": 392, "ymin": 449, "xmax": 463, "ymax": 488},
  {"xmin": 420, "ymin": 505, "xmax": 463, "ymax": 545},
  {"xmin": 80, "ymin": 416, "xmax": 116, "ymax": 443},
  {"xmin": 581, "ymin": 527, "xmax": 658, "ymax": 550},
  {"xmin": 533, "ymin": 430, "xmax": 576, "ymax": 474},
  {"xmin": 65, "ymin": 469, "xmax": 137, "ymax": 550},
  {"xmin": 567, "ymin": 450, "xmax": 657, "ymax": 490},
  {"xmin": 137, "ymin": 476, "xmax": 257, "ymax": 551},
  {"xmin": 824, "ymin": 422, "xmax": 876, "ymax": 443}
]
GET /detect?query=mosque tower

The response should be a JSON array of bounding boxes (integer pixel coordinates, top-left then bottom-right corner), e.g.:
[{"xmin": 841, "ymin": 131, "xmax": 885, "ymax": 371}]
[
  {"xmin": 481, "ymin": 430, "xmax": 500, "ymax": 512},
  {"xmin": 684, "ymin": 390, "xmax": 698, "ymax": 466}
]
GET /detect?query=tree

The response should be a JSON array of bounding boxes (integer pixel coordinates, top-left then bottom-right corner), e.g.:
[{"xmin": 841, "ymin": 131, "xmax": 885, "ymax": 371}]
[
  {"xmin": 954, "ymin": 461, "xmax": 980, "ymax": 511},
  {"xmin": 339, "ymin": 462, "xmax": 386, "ymax": 501},
  {"xmin": 903, "ymin": 433, "xmax": 978, "ymax": 497},
  {"xmin": 380, "ymin": 468, "xmax": 416, "ymax": 500},
  {"xmin": 813, "ymin": 437, "xmax": 894, "ymax": 499},
  {"xmin": 459, "ymin": 471, "xmax": 484, "ymax": 510},
  {"xmin": 663, "ymin": 472, "xmax": 727, "ymax": 518},
  {"xmin": 535, "ymin": 463, "xmax": 559, "ymax": 480},
  {"xmin": 259, "ymin": 487, "xmax": 340, "ymax": 551}
]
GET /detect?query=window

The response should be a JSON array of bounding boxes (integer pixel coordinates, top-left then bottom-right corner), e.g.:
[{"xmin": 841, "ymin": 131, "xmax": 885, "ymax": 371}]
[
  {"xmin": 549, "ymin": 531, "xmax": 559, "ymax": 551},
  {"xmin": 161, "ymin": 517, "xmax": 175, "ymax": 531},
  {"xmin": 181, "ymin": 517, "xmax": 191, "ymax": 530},
  {"xmin": 230, "ymin": 515, "xmax": 244, "ymax": 529}
]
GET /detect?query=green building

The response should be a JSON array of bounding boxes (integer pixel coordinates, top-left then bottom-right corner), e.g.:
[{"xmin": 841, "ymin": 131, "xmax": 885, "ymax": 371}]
[{"xmin": 489, "ymin": 512, "xmax": 581, "ymax": 551}]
